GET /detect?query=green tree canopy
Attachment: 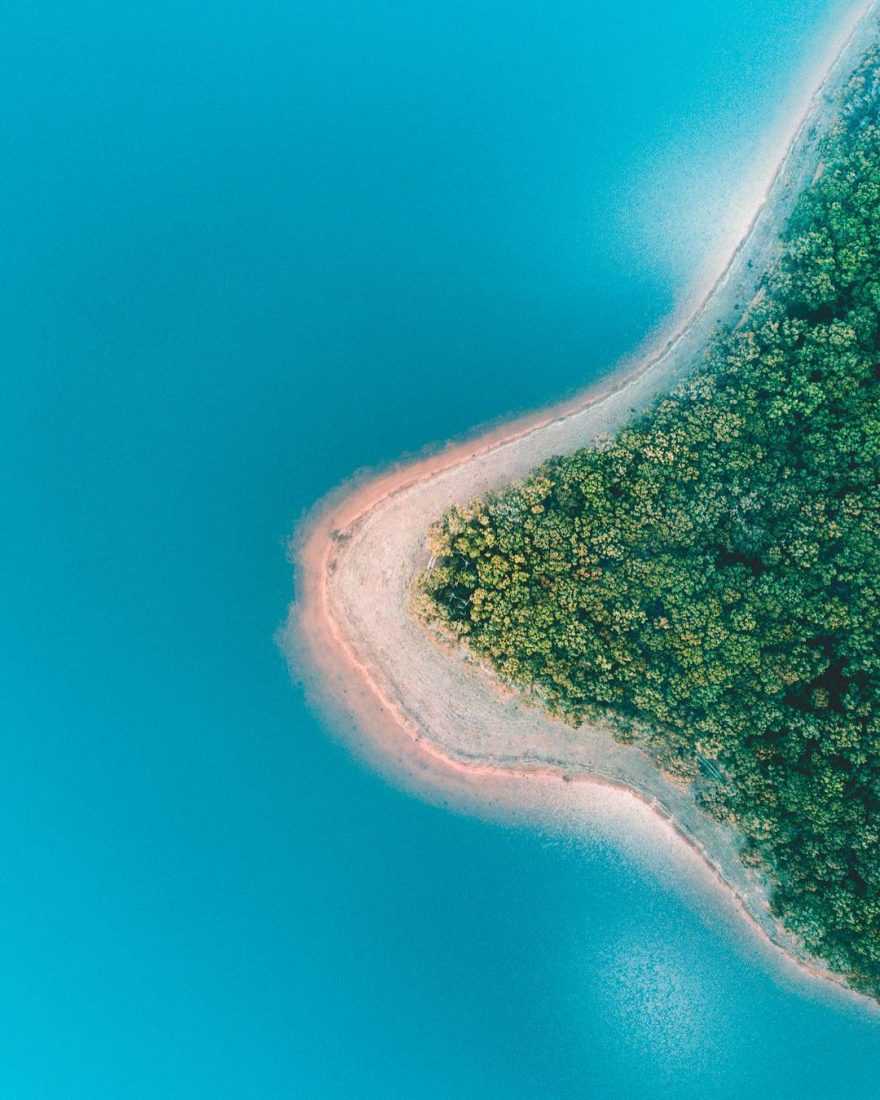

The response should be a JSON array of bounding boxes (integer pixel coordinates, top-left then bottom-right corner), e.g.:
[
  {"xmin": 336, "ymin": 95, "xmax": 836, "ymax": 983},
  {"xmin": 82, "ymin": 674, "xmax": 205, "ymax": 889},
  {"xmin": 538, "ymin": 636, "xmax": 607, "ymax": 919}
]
[{"xmin": 416, "ymin": 47, "xmax": 880, "ymax": 998}]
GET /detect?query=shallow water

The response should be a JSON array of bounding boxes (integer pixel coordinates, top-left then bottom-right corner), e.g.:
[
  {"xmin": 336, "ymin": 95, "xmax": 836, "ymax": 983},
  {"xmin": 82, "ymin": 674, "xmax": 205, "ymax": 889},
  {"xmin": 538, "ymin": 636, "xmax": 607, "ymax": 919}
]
[{"xmin": 3, "ymin": 0, "xmax": 879, "ymax": 1095}]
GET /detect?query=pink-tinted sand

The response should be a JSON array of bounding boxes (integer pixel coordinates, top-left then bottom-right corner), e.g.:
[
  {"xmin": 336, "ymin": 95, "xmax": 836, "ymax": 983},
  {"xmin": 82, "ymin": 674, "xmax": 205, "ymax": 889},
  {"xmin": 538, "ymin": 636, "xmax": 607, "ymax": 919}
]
[{"xmin": 282, "ymin": 1, "xmax": 880, "ymax": 1010}]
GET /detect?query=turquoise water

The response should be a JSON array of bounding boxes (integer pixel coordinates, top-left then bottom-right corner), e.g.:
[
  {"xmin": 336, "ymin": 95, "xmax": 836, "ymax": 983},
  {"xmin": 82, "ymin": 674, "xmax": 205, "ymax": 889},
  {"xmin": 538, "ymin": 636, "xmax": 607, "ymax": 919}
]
[{"xmin": 4, "ymin": 1, "xmax": 880, "ymax": 1095}]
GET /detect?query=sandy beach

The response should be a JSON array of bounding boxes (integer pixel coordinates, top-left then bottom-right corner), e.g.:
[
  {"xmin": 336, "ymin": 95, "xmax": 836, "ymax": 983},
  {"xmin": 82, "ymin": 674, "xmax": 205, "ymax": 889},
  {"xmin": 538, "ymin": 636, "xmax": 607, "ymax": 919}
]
[{"xmin": 284, "ymin": 2, "xmax": 880, "ymax": 1005}]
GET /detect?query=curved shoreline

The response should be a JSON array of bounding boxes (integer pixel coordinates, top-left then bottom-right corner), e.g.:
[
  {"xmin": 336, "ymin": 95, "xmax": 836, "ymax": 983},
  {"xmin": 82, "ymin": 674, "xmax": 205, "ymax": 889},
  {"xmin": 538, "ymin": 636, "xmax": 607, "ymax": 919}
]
[{"xmin": 284, "ymin": 3, "xmax": 880, "ymax": 1009}]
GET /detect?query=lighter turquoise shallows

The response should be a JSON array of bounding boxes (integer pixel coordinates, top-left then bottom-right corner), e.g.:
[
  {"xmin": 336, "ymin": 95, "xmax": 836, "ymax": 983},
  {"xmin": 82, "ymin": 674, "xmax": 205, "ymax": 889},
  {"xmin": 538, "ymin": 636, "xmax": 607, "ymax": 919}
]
[{"xmin": 2, "ymin": 1, "xmax": 879, "ymax": 1096}]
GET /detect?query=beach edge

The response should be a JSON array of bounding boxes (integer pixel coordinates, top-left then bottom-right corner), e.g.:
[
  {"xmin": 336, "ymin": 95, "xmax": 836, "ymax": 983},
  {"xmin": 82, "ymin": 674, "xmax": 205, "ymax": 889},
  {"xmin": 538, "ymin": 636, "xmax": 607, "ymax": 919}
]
[{"xmin": 283, "ymin": 1, "xmax": 880, "ymax": 1009}]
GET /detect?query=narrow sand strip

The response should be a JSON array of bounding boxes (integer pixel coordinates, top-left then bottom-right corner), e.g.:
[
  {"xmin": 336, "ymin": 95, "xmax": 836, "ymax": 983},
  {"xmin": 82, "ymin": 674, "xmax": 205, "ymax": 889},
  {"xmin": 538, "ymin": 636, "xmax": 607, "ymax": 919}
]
[{"xmin": 284, "ymin": 3, "xmax": 880, "ymax": 1005}]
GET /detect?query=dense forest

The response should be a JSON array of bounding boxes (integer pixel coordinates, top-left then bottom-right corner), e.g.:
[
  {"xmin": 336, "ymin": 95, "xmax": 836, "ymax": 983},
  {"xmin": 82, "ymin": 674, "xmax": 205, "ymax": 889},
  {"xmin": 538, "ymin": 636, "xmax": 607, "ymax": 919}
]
[{"xmin": 415, "ymin": 47, "xmax": 880, "ymax": 997}]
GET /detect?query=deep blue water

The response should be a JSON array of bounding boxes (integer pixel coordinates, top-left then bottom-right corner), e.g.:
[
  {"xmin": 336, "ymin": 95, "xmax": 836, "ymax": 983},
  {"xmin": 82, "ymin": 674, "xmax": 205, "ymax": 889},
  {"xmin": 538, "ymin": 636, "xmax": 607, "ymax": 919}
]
[{"xmin": 4, "ymin": 1, "xmax": 880, "ymax": 1095}]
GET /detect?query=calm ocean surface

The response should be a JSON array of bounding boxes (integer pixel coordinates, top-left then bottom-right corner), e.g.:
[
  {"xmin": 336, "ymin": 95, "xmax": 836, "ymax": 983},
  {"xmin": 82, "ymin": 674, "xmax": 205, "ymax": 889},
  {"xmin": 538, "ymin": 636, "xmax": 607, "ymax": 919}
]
[{"xmin": 4, "ymin": 1, "xmax": 880, "ymax": 1095}]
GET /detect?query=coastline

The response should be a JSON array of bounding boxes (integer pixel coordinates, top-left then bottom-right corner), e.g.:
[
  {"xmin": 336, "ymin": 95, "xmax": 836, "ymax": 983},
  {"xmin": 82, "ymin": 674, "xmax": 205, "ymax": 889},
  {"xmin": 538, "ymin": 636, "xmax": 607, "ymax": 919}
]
[{"xmin": 283, "ymin": 2, "xmax": 880, "ymax": 1008}]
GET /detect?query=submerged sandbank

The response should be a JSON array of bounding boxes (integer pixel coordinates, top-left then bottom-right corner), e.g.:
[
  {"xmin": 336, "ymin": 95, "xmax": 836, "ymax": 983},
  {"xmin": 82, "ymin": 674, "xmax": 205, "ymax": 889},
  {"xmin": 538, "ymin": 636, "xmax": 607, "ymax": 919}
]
[{"xmin": 283, "ymin": 2, "xmax": 880, "ymax": 1007}]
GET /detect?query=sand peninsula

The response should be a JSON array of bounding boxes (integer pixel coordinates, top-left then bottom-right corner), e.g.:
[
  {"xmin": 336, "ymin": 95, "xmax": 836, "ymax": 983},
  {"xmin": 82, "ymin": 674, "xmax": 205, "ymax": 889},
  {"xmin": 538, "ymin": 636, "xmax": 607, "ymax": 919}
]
[{"xmin": 285, "ymin": 3, "xmax": 880, "ymax": 1003}]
